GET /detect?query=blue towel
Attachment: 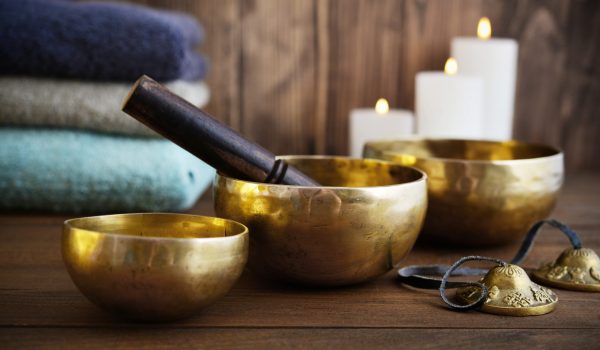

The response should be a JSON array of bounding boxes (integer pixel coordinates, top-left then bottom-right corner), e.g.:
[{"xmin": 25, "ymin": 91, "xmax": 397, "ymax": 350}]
[
  {"xmin": 0, "ymin": 0, "xmax": 208, "ymax": 81},
  {"xmin": 0, "ymin": 128, "xmax": 215, "ymax": 213}
]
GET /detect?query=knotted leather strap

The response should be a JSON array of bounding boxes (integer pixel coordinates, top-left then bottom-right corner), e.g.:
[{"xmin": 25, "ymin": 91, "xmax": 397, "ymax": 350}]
[
  {"xmin": 397, "ymin": 219, "xmax": 582, "ymax": 310},
  {"xmin": 439, "ymin": 256, "xmax": 506, "ymax": 310}
]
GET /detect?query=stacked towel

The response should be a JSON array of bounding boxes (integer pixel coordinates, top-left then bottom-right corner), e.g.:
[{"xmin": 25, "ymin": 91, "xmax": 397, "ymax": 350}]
[
  {"xmin": 0, "ymin": 0, "xmax": 213, "ymax": 213},
  {"xmin": 0, "ymin": 0, "xmax": 207, "ymax": 81},
  {"xmin": 0, "ymin": 129, "xmax": 213, "ymax": 213},
  {"xmin": 0, "ymin": 77, "xmax": 210, "ymax": 137}
]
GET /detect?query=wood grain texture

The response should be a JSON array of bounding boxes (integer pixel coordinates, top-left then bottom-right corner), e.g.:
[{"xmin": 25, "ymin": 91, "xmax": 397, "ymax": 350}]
[
  {"xmin": 319, "ymin": 0, "xmax": 406, "ymax": 155},
  {"xmin": 484, "ymin": 0, "xmax": 600, "ymax": 172},
  {"xmin": 0, "ymin": 329, "xmax": 596, "ymax": 350},
  {"xmin": 398, "ymin": 0, "xmax": 484, "ymax": 115},
  {"xmin": 194, "ymin": 0, "xmax": 243, "ymax": 130},
  {"xmin": 240, "ymin": 0, "xmax": 317, "ymax": 154},
  {"xmin": 0, "ymin": 175, "xmax": 599, "ymax": 350},
  {"xmin": 1, "ymin": 244, "xmax": 599, "ymax": 329},
  {"xmin": 119, "ymin": 0, "xmax": 598, "ymax": 170}
]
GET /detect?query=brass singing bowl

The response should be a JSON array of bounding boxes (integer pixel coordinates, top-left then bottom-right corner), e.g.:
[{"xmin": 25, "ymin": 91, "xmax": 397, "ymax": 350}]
[
  {"xmin": 364, "ymin": 139, "xmax": 563, "ymax": 246},
  {"xmin": 214, "ymin": 156, "xmax": 427, "ymax": 286},
  {"xmin": 62, "ymin": 213, "xmax": 248, "ymax": 321}
]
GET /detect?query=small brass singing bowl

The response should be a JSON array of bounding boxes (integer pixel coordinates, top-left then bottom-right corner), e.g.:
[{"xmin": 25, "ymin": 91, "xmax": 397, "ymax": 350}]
[
  {"xmin": 364, "ymin": 139, "xmax": 563, "ymax": 246},
  {"xmin": 62, "ymin": 213, "xmax": 248, "ymax": 321},
  {"xmin": 214, "ymin": 156, "xmax": 427, "ymax": 286}
]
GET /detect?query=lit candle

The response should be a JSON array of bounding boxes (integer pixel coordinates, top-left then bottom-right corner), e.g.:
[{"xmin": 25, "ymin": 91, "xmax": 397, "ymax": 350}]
[
  {"xmin": 349, "ymin": 98, "xmax": 414, "ymax": 158},
  {"xmin": 415, "ymin": 58, "xmax": 484, "ymax": 138},
  {"xmin": 451, "ymin": 17, "xmax": 518, "ymax": 140}
]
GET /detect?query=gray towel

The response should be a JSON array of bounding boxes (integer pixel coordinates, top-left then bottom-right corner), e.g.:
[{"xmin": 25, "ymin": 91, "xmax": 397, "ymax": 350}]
[{"xmin": 0, "ymin": 77, "xmax": 210, "ymax": 137}]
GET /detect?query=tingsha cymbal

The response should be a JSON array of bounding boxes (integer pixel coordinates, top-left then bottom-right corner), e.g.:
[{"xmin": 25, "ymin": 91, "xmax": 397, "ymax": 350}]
[
  {"xmin": 532, "ymin": 248, "xmax": 600, "ymax": 292},
  {"xmin": 456, "ymin": 264, "xmax": 558, "ymax": 316}
]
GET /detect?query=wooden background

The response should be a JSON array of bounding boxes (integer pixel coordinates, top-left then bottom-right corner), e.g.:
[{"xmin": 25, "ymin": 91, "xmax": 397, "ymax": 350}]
[{"xmin": 127, "ymin": 0, "xmax": 599, "ymax": 172}]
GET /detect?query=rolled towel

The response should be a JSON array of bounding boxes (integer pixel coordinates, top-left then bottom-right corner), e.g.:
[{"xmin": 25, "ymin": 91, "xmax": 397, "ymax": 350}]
[
  {"xmin": 0, "ymin": 77, "xmax": 210, "ymax": 137},
  {"xmin": 0, "ymin": 128, "xmax": 215, "ymax": 213},
  {"xmin": 0, "ymin": 0, "xmax": 208, "ymax": 81}
]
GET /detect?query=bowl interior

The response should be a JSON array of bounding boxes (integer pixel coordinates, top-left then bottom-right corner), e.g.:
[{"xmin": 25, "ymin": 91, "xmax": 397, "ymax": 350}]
[
  {"xmin": 64, "ymin": 214, "xmax": 247, "ymax": 239},
  {"xmin": 368, "ymin": 139, "xmax": 559, "ymax": 161},
  {"xmin": 280, "ymin": 156, "xmax": 424, "ymax": 188}
]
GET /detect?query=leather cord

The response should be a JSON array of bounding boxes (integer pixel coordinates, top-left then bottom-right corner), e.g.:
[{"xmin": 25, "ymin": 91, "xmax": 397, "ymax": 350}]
[
  {"xmin": 509, "ymin": 219, "xmax": 582, "ymax": 265},
  {"xmin": 439, "ymin": 256, "xmax": 506, "ymax": 310},
  {"xmin": 397, "ymin": 219, "xmax": 582, "ymax": 310},
  {"xmin": 397, "ymin": 265, "xmax": 487, "ymax": 289}
]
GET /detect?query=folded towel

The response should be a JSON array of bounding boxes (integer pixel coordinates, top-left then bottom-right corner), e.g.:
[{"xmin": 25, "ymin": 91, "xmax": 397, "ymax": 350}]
[
  {"xmin": 0, "ymin": 128, "xmax": 215, "ymax": 213},
  {"xmin": 0, "ymin": 0, "xmax": 207, "ymax": 81},
  {"xmin": 0, "ymin": 77, "xmax": 210, "ymax": 137}
]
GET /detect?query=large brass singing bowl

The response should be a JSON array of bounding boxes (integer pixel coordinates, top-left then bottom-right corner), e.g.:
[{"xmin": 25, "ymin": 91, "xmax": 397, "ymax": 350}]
[
  {"xmin": 62, "ymin": 213, "xmax": 248, "ymax": 321},
  {"xmin": 214, "ymin": 156, "xmax": 427, "ymax": 286},
  {"xmin": 364, "ymin": 139, "xmax": 563, "ymax": 246}
]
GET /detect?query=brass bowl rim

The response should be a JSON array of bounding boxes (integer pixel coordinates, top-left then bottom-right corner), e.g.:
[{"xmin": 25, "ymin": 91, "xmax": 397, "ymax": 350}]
[
  {"xmin": 63, "ymin": 213, "xmax": 249, "ymax": 242},
  {"xmin": 217, "ymin": 155, "xmax": 427, "ymax": 190},
  {"xmin": 366, "ymin": 138, "xmax": 563, "ymax": 165}
]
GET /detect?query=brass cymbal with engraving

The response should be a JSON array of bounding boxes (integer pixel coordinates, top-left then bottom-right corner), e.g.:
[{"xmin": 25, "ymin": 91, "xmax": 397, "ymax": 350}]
[
  {"xmin": 456, "ymin": 264, "xmax": 558, "ymax": 316},
  {"xmin": 532, "ymin": 248, "xmax": 600, "ymax": 292}
]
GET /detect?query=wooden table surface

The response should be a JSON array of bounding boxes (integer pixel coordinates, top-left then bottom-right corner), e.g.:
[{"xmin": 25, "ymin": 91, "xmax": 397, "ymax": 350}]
[{"xmin": 1, "ymin": 174, "xmax": 598, "ymax": 349}]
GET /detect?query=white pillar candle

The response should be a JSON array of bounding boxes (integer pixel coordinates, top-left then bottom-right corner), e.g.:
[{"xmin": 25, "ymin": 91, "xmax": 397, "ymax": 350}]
[
  {"xmin": 349, "ymin": 98, "xmax": 414, "ymax": 158},
  {"xmin": 451, "ymin": 17, "xmax": 518, "ymax": 140},
  {"xmin": 416, "ymin": 58, "xmax": 484, "ymax": 139}
]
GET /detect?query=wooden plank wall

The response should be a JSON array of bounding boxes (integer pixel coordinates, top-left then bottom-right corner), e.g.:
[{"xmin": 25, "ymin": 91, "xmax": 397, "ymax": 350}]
[{"xmin": 127, "ymin": 0, "xmax": 599, "ymax": 172}]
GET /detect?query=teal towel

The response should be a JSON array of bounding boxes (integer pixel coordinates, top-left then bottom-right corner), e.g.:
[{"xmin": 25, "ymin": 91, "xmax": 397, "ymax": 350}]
[{"xmin": 0, "ymin": 128, "xmax": 215, "ymax": 213}]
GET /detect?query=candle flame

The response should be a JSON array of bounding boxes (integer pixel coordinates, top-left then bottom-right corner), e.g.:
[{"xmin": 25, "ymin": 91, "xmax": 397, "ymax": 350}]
[
  {"xmin": 477, "ymin": 17, "xmax": 492, "ymax": 40},
  {"xmin": 444, "ymin": 57, "xmax": 458, "ymax": 75},
  {"xmin": 375, "ymin": 98, "xmax": 389, "ymax": 115}
]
